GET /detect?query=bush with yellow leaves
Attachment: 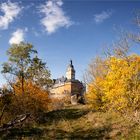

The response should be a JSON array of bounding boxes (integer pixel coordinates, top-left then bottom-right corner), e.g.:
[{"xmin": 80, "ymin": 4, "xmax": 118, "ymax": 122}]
[{"xmin": 86, "ymin": 55, "xmax": 140, "ymax": 112}]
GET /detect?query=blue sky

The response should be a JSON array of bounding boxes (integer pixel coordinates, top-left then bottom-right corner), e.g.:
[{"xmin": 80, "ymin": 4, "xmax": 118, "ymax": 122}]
[{"xmin": 0, "ymin": 0, "xmax": 140, "ymax": 86}]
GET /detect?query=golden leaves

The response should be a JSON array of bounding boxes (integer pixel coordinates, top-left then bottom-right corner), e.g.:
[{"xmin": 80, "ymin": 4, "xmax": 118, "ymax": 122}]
[{"xmin": 87, "ymin": 55, "xmax": 140, "ymax": 111}]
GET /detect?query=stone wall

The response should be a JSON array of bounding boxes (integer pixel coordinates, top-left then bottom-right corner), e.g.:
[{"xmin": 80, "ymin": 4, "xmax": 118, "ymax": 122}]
[
  {"xmin": 50, "ymin": 81, "xmax": 85, "ymax": 104},
  {"xmin": 50, "ymin": 82, "xmax": 71, "ymax": 95}
]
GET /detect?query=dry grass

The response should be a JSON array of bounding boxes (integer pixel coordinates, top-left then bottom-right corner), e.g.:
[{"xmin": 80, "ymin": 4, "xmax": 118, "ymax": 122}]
[{"xmin": 0, "ymin": 105, "xmax": 139, "ymax": 139}]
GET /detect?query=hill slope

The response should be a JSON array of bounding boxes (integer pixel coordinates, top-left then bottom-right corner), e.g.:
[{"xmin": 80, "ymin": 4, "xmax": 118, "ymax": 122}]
[{"xmin": 0, "ymin": 105, "xmax": 140, "ymax": 139}]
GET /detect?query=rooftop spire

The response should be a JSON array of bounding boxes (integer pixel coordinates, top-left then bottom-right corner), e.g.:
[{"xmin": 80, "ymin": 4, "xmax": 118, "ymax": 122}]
[{"xmin": 70, "ymin": 59, "xmax": 72, "ymax": 66}]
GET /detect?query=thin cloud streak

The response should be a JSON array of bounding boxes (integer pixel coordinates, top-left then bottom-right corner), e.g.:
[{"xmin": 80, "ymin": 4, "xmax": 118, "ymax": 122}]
[{"xmin": 94, "ymin": 10, "xmax": 113, "ymax": 24}]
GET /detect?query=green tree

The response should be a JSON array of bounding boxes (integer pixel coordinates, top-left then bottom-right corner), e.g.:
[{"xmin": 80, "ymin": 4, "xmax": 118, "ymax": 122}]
[
  {"xmin": 27, "ymin": 55, "xmax": 52, "ymax": 89},
  {"xmin": 2, "ymin": 42, "xmax": 51, "ymax": 93}
]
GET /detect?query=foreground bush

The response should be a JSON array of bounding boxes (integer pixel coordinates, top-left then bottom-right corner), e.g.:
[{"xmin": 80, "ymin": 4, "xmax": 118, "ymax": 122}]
[{"xmin": 0, "ymin": 81, "xmax": 50, "ymax": 125}]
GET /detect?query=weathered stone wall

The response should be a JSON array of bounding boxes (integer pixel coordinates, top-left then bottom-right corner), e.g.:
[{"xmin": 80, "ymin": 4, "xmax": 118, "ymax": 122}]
[
  {"xmin": 50, "ymin": 82, "xmax": 71, "ymax": 96},
  {"xmin": 50, "ymin": 81, "xmax": 85, "ymax": 104}
]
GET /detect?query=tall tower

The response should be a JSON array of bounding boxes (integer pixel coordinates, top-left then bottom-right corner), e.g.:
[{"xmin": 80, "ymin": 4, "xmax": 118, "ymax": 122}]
[{"xmin": 66, "ymin": 60, "xmax": 75, "ymax": 80}]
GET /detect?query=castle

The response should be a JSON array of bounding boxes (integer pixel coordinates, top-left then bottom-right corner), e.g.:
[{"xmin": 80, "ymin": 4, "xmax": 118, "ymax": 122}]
[{"xmin": 49, "ymin": 60, "xmax": 85, "ymax": 104}]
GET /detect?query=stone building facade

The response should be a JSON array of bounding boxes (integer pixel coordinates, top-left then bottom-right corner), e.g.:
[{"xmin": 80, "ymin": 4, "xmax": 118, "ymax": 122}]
[{"xmin": 49, "ymin": 60, "xmax": 85, "ymax": 104}]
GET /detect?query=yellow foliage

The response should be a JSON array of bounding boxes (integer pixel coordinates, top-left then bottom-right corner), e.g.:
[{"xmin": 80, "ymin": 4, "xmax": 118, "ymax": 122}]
[{"xmin": 87, "ymin": 55, "xmax": 140, "ymax": 112}]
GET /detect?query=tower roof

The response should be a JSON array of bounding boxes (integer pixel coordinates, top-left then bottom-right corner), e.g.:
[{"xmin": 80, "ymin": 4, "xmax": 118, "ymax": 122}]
[{"xmin": 68, "ymin": 59, "xmax": 74, "ymax": 69}]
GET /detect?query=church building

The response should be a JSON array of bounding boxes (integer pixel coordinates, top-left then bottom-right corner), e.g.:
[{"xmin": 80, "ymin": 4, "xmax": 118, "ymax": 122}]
[{"xmin": 49, "ymin": 60, "xmax": 85, "ymax": 104}]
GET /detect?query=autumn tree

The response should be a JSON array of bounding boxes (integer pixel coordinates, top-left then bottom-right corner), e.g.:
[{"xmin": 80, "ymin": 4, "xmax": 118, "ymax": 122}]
[
  {"xmin": 1, "ymin": 42, "xmax": 51, "ymax": 92},
  {"xmin": 86, "ymin": 10, "xmax": 140, "ymax": 112},
  {"xmin": 0, "ymin": 42, "xmax": 52, "ymax": 124},
  {"xmin": 85, "ymin": 57, "xmax": 108, "ymax": 110},
  {"xmin": 86, "ymin": 36, "xmax": 140, "ymax": 112},
  {"xmin": 12, "ymin": 80, "xmax": 50, "ymax": 121}
]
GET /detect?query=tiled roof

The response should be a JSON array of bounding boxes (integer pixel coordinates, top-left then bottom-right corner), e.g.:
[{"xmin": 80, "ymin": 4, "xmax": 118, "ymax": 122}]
[{"xmin": 53, "ymin": 76, "xmax": 67, "ymax": 84}]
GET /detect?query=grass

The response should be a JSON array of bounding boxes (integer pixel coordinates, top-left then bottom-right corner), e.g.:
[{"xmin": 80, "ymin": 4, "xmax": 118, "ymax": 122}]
[{"xmin": 0, "ymin": 105, "xmax": 140, "ymax": 139}]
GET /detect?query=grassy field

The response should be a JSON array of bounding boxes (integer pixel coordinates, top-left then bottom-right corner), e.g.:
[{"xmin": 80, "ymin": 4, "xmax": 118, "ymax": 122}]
[{"xmin": 0, "ymin": 105, "xmax": 140, "ymax": 140}]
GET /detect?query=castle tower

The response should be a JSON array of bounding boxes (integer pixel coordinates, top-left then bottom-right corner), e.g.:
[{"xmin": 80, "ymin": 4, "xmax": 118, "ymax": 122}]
[{"xmin": 66, "ymin": 60, "xmax": 75, "ymax": 80}]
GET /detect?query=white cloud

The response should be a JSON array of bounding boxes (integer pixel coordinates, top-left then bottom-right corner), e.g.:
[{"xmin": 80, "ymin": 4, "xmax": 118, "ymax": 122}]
[
  {"xmin": 39, "ymin": 0, "xmax": 73, "ymax": 34},
  {"xmin": 0, "ymin": 1, "xmax": 22, "ymax": 30},
  {"xmin": 94, "ymin": 10, "xmax": 113, "ymax": 24},
  {"xmin": 9, "ymin": 28, "xmax": 27, "ymax": 45}
]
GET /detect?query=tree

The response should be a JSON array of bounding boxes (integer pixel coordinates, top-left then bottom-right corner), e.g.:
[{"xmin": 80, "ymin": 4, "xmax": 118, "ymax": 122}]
[
  {"xmin": 85, "ymin": 11, "xmax": 140, "ymax": 111},
  {"xmin": 1, "ymin": 42, "xmax": 52, "ymax": 124},
  {"xmin": 2, "ymin": 42, "xmax": 36, "ymax": 94},
  {"xmin": 12, "ymin": 80, "xmax": 50, "ymax": 120},
  {"xmin": 86, "ymin": 33, "xmax": 140, "ymax": 112},
  {"xmin": 2, "ymin": 42, "xmax": 51, "ymax": 92},
  {"xmin": 85, "ymin": 57, "xmax": 108, "ymax": 110},
  {"xmin": 86, "ymin": 53, "xmax": 140, "ymax": 111},
  {"xmin": 27, "ymin": 56, "xmax": 52, "ymax": 89}
]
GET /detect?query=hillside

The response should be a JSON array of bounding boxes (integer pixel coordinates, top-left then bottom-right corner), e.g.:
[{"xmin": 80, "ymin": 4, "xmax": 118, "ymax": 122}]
[{"xmin": 0, "ymin": 105, "xmax": 140, "ymax": 140}]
